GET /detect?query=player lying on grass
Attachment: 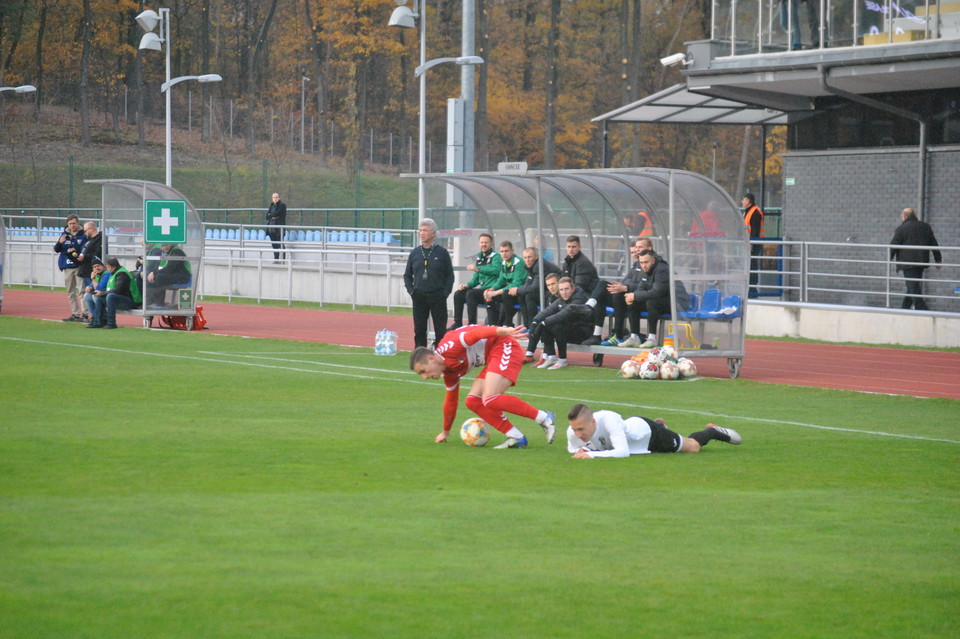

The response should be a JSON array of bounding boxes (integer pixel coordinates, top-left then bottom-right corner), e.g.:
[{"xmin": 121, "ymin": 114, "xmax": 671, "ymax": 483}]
[
  {"xmin": 410, "ymin": 324, "xmax": 557, "ymax": 449},
  {"xmin": 566, "ymin": 403, "xmax": 741, "ymax": 459}
]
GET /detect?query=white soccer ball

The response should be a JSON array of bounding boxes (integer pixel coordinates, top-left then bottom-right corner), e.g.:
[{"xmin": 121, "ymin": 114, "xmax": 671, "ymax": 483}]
[
  {"xmin": 638, "ymin": 360, "xmax": 660, "ymax": 380},
  {"xmin": 677, "ymin": 358, "xmax": 698, "ymax": 378},
  {"xmin": 660, "ymin": 345, "xmax": 678, "ymax": 362},
  {"xmin": 619, "ymin": 359, "xmax": 642, "ymax": 379},
  {"xmin": 647, "ymin": 347, "xmax": 666, "ymax": 364},
  {"xmin": 460, "ymin": 417, "xmax": 491, "ymax": 447},
  {"xmin": 659, "ymin": 360, "xmax": 680, "ymax": 380}
]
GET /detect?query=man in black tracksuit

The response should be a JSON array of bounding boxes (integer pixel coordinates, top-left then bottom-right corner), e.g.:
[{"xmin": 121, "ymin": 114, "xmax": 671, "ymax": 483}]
[
  {"xmin": 404, "ymin": 218, "xmax": 454, "ymax": 348},
  {"xmin": 890, "ymin": 207, "xmax": 942, "ymax": 310}
]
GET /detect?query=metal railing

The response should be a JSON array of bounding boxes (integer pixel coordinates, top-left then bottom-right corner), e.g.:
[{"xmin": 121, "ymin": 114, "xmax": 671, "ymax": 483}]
[
  {"xmin": 3, "ymin": 212, "xmax": 957, "ymax": 314},
  {"xmin": 752, "ymin": 239, "xmax": 958, "ymax": 312},
  {"xmin": 715, "ymin": 0, "xmax": 960, "ymax": 55}
]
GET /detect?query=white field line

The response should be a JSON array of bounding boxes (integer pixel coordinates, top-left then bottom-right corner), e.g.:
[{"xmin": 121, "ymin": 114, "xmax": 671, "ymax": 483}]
[{"xmin": 5, "ymin": 337, "xmax": 959, "ymax": 445}]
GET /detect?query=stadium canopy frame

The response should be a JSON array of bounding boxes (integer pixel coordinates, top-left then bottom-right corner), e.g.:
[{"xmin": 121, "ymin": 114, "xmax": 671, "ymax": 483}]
[
  {"xmin": 0, "ymin": 213, "xmax": 6, "ymax": 313},
  {"xmin": 413, "ymin": 167, "xmax": 749, "ymax": 372},
  {"xmin": 84, "ymin": 179, "xmax": 203, "ymax": 326}
]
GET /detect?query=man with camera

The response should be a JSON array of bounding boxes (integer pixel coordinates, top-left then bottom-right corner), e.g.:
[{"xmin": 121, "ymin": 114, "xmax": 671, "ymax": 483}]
[{"xmin": 53, "ymin": 214, "xmax": 87, "ymax": 321}]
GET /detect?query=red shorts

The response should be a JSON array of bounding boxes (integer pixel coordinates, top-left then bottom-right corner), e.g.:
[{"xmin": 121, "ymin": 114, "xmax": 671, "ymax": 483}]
[{"xmin": 477, "ymin": 337, "xmax": 523, "ymax": 385}]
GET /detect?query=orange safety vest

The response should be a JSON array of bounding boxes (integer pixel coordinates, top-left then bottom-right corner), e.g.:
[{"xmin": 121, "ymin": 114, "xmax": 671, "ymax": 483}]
[
  {"xmin": 636, "ymin": 211, "xmax": 653, "ymax": 237},
  {"xmin": 743, "ymin": 204, "xmax": 764, "ymax": 238}
]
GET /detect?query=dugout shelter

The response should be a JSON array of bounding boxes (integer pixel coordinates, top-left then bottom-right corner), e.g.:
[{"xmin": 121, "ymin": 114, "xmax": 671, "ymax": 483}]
[
  {"xmin": 85, "ymin": 179, "xmax": 203, "ymax": 329},
  {"xmin": 419, "ymin": 167, "xmax": 749, "ymax": 376}
]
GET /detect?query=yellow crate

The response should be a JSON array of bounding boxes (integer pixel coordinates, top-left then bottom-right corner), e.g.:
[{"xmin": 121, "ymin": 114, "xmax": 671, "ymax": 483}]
[
  {"xmin": 862, "ymin": 31, "xmax": 926, "ymax": 45},
  {"xmin": 914, "ymin": 2, "xmax": 960, "ymax": 17}
]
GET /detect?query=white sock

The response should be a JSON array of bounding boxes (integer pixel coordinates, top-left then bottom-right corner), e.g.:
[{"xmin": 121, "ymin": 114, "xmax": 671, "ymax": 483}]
[
  {"xmin": 506, "ymin": 427, "xmax": 524, "ymax": 439},
  {"xmin": 593, "ymin": 326, "xmax": 603, "ymax": 336},
  {"xmin": 648, "ymin": 334, "xmax": 657, "ymax": 342},
  {"xmin": 536, "ymin": 410, "xmax": 549, "ymax": 424},
  {"xmin": 586, "ymin": 298, "xmax": 597, "ymax": 307},
  {"xmin": 525, "ymin": 351, "xmax": 534, "ymax": 357}
]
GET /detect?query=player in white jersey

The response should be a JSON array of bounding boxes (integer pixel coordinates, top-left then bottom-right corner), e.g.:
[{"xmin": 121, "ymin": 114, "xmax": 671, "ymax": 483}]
[{"xmin": 566, "ymin": 403, "xmax": 741, "ymax": 459}]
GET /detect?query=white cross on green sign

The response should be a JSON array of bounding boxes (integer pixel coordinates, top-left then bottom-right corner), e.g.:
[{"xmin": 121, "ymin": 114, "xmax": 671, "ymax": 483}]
[{"xmin": 144, "ymin": 199, "xmax": 187, "ymax": 244}]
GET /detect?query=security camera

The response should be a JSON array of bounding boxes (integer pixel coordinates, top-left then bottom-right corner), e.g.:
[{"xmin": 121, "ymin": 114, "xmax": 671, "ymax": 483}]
[{"xmin": 660, "ymin": 52, "xmax": 689, "ymax": 67}]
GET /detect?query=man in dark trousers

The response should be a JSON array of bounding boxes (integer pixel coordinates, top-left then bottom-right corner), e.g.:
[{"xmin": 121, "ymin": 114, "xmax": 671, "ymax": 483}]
[
  {"xmin": 404, "ymin": 218, "xmax": 454, "ymax": 348},
  {"xmin": 742, "ymin": 192, "xmax": 764, "ymax": 297},
  {"xmin": 890, "ymin": 207, "xmax": 942, "ymax": 310},
  {"xmin": 266, "ymin": 192, "xmax": 287, "ymax": 262}
]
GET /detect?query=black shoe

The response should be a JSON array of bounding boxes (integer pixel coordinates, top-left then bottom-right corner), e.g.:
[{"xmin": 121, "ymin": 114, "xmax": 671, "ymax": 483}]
[
  {"xmin": 103, "ymin": 324, "xmax": 117, "ymax": 329},
  {"xmin": 581, "ymin": 336, "xmax": 602, "ymax": 346},
  {"xmin": 449, "ymin": 321, "xmax": 462, "ymax": 330},
  {"xmin": 62, "ymin": 315, "xmax": 83, "ymax": 322},
  {"xmin": 85, "ymin": 323, "xmax": 103, "ymax": 329}
]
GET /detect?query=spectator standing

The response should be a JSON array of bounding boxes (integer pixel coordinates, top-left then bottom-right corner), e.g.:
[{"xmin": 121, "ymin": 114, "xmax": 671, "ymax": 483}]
[
  {"xmin": 530, "ymin": 276, "xmax": 592, "ymax": 370},
  {"xmin": 450, "ymin": 233, "xmax": 501, "ymax": 329},
  {"xmin": 482, "ymin": 240, "xmax": 527, "ymax": 326},
  {"xmin": 266, "ymin": 192, "xmax": 287, "ymax": 262},
  {"xmin": 561, "ymin": 235, "xmax": 600, "ymax": 294},
  {"xmin": 75, "ymin": 221, "xmax": 103, "ymax": 292},
  {"xmin": 54, "ymin": 214, "xmax": 87, "ymax": 321},
  {"xmin": 513, "ymin": 246, "xmax": 561, "ymax": 330},
  {"xmin": 742, "ymin": 192, "xmax": 764, "ymax": 297},
  {"xmin": 88, "ymin": 258, "xmax": 141, "ymax": 329},
  {"xmin": 404, "ymin": 218, "xmax": 454, "ymax": 348},
  {"xmin": 890, "ymin": 207, "xmax": 942, "ymax": 311}
]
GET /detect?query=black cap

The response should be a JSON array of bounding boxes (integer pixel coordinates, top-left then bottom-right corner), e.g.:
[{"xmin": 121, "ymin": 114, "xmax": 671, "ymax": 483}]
[{"xmin": 91, "ymin": 256, "xmax": 104, "ymax": 267}]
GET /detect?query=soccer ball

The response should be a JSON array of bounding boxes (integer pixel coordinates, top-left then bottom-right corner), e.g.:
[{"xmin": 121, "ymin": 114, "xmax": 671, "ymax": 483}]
[
  {"xmin": 647, "ymin": 347, "xmax": 667, "ymax": 364},
  {"xmin": 638, "ymin": 360, "xmax": 660, "ymax": 380},
  {"xmin": 677, "ymin": 358, "xmax": 698, "ymax": 378},
  {"xmin": 659, "ymin": 360, "xmax": 680, "ymax": 380},
  {"xmin": 619, "ymin": 359, "xmax": 642, "ymax": 379},
  {"xmin": 660, "ymin": 345, "xmax": 678, "ymax": 362},
  {"xmin": 460, "ymin": 417, "xmax": 491, "ymax": 447}
]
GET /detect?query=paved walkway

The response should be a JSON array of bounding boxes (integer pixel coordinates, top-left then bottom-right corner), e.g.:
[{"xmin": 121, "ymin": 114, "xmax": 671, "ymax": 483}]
[{"xmin": 4, "ymin": 289, "xmax": 959, "ymax": 400}]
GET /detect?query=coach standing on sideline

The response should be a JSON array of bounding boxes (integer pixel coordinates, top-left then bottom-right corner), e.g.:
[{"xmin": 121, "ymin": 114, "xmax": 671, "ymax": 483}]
[
  {"xmin": 404, "ymin": 218, "xmax": 454, "ymax": 348},
  {"xmin": 890, "ymin": 207, "xmax": 942, "ymax": 310},
  {"xmin": 266, "ymin": 192, "xmax": 287, "ymax": 262}
]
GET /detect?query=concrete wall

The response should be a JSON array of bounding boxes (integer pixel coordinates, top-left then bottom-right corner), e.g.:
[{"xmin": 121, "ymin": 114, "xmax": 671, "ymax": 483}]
[
  {"xmin": 747, "ymin": 301, "xmax": 960, "ymax": 348},
  {"xmin": 781, "ymin": 145, "xmax": 960, "ymax": 310}
]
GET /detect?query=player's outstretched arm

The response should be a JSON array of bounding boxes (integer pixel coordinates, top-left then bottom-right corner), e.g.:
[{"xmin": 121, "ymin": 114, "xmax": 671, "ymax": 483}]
[{"xmin": 497, "ymin": 325, "xmax": 528, "ymax": 339}]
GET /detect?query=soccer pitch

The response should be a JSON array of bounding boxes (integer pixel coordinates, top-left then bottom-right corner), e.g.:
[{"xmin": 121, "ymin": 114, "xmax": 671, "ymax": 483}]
[{"xmin": 1, "ymin": 316, "xmax": 958, "ymax": 638}]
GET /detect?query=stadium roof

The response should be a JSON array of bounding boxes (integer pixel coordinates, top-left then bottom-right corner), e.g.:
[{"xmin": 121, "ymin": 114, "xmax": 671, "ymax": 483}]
[{"xmin": 592, "ymin": 83, "xmax": 789, "ymax": 126}]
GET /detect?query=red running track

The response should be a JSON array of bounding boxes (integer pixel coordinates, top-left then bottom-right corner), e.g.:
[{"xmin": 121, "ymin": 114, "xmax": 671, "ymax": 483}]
[{"xmin": 4, "ymin": 289, "xmax": 959, "ymax": 400}]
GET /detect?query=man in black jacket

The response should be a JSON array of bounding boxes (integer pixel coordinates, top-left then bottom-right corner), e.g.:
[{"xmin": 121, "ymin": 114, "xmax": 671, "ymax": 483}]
[
  {"xmin": 890, "ymin": 207, "xmax": 942, "ymax": 310},
  {"xmin": 513, "ymin": 246, "xmax": 561, "ymax": 330},
  {"xmin": 626, "ymin": 249, "xmax": 688, "ymax": 349},
  {"xmin": 266, "ymin": 192, "xmax": 287, "ymax": 262},
  {"xmin": 74, "ymin": 221, "xmax": 103, "ymax": 289},
  {"xmin": 561, "ymin": 235, "xmax": 599, "ymax": 294},
  {"xmin": 403, "ymin": 218, "xmax": 454, "ymax": 348},
  {"xmin": 528, "ymin": 276, "xmax": 592, "ymax": 370}
]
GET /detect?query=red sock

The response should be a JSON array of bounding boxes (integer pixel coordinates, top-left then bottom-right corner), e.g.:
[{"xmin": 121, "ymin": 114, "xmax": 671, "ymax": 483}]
[
  {"xmin": 466, "ymin": 394, "xmax": 512, "ymax": 434},
  {"xmin": 483, "ymin": 393, "xmax": 538, "ymax": 421}
]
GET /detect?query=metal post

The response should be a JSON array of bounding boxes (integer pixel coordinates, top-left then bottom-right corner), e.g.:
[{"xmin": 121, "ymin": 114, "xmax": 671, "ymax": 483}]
[
  {"xmin": 162, "ymin": 7, "xmax": 172, "ymax": 186},
  {"xmin": 461, "ymin": 0, "xmax": 476, "ymax": 172},
  {"xmin": 418, "ymin": 0, "xmax": 427, "ymax": 222}
]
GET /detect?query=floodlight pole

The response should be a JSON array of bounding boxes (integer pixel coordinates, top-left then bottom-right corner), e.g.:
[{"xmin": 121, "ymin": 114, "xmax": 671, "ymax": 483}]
[
  {"xmin": 161, "ymin": 7, "xmax": 172, "ymax": 187},
  {"xmin": 418, "ymin": 2, "xmax": 427, "ymax": 223},
  {"xmin": 301, "ymin": 76, "xmax": 310, "ymax": 154}
]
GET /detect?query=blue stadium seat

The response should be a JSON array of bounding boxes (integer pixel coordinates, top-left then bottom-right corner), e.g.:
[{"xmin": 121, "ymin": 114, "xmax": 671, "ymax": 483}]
[
  {"xmin": 373, "ymin": 230, "xmax": 384, "ymax": 243},
  {"xmin": 696, "ymin": 289, "xmax": 722, "ymax": 318},
  {"xmin": 257, "ymin": 229, "xmax": 266, "ymax": 240}
]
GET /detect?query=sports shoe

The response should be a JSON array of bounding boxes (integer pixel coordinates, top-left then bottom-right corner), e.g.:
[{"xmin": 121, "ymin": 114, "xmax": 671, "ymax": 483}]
[
  {"xmin": 581, "ymin": 335, "xmax": 602, "ymax": 346},
  {"xmin": 523, "ymin": 354, "xmax": 536, "ymax": 364},
  {"xmin": 85, "ymin": 323, "xmax": 103, "ymax": 329},
  {"xmin": 540, "ymin": 411, "xmax": 557, "ymax": 444},
  {"xmin": 618, "ymin": 335, "xmax": 643, "ymax": 348},
  {"xmin": 547, "ymin": 359, "xmax": 568, "ymax": 370},
  {"xmin": 493, "ymin": 435, "xmax": 528, "ymax": 449},
  {"xmin": 707, "ymin": 424, "xmax": 742, "ymax": 445},
  {"xmin": 600, "ymin": 335, "xmax": 621, "ymax": 346},
  {"xmin": 638, "ymin": 338, "xmax": 657, "ymax": 349},
  {"xmin": 537, "ymin": 356, "xmax": 558, "ymax": 369},
  {"xmin": 62, "ymin": 315, "xmax": 83, "ymax": 322},
  {"xmin": 532, "ymin": 358, "xmax": 546, "ymax": 368}
]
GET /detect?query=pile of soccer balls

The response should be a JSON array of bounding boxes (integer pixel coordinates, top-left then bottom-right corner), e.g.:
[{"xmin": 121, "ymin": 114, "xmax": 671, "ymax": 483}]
[{"xmin": 618, "ymin": 345, "xmax": 698, "ymax": 381}]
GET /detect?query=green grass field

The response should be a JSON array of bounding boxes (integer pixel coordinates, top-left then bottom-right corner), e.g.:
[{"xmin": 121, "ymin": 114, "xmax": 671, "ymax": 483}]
[{"xmin": 1, "ymin": 316, "xmax": 958, "ymax": 638}]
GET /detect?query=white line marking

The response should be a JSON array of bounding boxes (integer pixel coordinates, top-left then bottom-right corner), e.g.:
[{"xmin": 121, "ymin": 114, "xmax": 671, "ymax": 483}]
[{"xmin": 4, "ymin": 336, "xmax": 958, "ymax": 445}]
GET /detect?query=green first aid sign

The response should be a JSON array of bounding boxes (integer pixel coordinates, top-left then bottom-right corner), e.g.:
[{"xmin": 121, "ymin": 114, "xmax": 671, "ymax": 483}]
[{"xmin": 144, "ymin": 199, "xmax": 187, "ymax": 244}]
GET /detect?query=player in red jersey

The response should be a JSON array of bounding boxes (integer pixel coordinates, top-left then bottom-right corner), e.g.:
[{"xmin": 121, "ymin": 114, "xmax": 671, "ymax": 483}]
[{"xmin": 409, "ymin": 324, "xmax": 557, "ymax": 449}]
